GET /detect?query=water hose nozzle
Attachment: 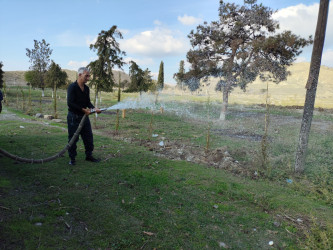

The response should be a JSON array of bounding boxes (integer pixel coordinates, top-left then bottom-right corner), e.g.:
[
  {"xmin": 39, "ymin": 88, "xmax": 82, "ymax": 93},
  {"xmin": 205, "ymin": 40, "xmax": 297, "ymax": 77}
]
[{"xmin": 90, "ymin": 108, "xmax": 108, "ymax": 114}]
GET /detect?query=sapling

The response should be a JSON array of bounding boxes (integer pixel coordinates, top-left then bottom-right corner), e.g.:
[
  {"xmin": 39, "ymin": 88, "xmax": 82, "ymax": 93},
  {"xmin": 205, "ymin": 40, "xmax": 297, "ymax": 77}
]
[
  {"xmin": 205, "ymin": 95, "xmax": 212, "ymax": 152},
  {"xmin": 149, "ymin": 110, "xmax": 154, "ymax": 137},
  {"xmin": 26, "ymin": 84, "xmax": 32, "ymax": 115},
  {"xmin": 21, "ymin": 87, "xmax": 25, "ymax": 111},
  {"xmin": 16, "ymin": 87, "xmax": 19, "ymax": 109},
  {"xmin": 115, "ymin": 110, "xmax": 120, "ymax": 133},
  {"xmin": 53, "ymin": 84, "xmax": 58, "ymax": 118},
  {"xmin": 261, "ymin": 81, "xmax": 271, "ymax": 174},
  {"xmin": 3, "ymin": 81, "xmax": 7, "ymax": 105},
  {"xmin": 115, "ymin": 72, "xmax": 122, "ymax": 133},
  {"xmin": 39, "ymin": 94, "xmax": 43, "ymax": 113}
]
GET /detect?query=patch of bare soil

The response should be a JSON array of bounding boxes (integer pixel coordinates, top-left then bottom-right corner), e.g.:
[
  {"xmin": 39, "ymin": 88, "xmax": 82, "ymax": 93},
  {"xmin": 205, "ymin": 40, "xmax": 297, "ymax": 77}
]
[
  {"xmin": 211, "ymin": 128, "xmax": 264, "ymax": 141},
  {"xmin": 107, "ymin": 132, "xmax": 256, "ymax": 177}
]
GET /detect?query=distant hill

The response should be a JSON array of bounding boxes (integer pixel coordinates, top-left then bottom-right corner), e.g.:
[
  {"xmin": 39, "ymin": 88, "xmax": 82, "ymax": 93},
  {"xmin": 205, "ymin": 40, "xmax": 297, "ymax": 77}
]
[
  {"xmin": 167, "ymin": 62, "xmax": 333, "ymax": 109},
  {"xmin": 3, "ymin": 69, "xmax": 130, "ymax": 86}
]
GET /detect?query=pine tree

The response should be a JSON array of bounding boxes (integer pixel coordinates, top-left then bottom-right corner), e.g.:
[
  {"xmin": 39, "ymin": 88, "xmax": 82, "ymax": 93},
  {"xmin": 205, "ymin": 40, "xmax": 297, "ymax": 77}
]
[
  {"xmin": 185, "ymin": 0, "xmax": 312, "ymax": 120},
  {"xmin": 88, "ymin": 25, "xmax": 126, "ymax": 105},
  {"xmin": 127, "ymin": 61, "xmax": 144, "ymax": 92},
  {"xmin": 157, "ymin": 61, "xmax": 164, "ymax": 90},
  {"xmin": 174, "ymin": 60, "xmax": 185, "ymax": 90}
]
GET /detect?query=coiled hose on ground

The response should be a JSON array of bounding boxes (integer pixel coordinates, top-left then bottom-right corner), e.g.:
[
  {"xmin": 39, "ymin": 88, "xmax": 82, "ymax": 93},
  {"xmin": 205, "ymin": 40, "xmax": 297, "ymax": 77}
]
[{"xmin": 0, "ymin": 114, "xmax": 88, "ymax": 164}]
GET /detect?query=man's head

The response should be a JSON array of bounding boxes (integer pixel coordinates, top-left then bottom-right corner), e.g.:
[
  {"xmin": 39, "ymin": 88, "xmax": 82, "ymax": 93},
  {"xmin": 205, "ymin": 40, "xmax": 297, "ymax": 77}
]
[{"xmin": 77, "ymin": 67, "xmax": 90, "ymax": 84}]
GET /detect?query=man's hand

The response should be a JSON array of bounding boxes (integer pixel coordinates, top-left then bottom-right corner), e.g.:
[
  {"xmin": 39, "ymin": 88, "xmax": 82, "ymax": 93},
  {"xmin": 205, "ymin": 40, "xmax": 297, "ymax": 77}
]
[
  {"xmin": 95, "ymin": 108, "xmax": 102, "ymax": 114},
  {"xmin": 82, "ymin": 108, "xmax": 91, "ymax": 115}
]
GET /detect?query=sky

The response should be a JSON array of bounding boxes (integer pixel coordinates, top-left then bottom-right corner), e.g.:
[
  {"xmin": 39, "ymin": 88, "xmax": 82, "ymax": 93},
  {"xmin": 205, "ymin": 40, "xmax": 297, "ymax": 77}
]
[{"xmin": 0, "ymin": 0, "xmax": 332, "ymax": 84}]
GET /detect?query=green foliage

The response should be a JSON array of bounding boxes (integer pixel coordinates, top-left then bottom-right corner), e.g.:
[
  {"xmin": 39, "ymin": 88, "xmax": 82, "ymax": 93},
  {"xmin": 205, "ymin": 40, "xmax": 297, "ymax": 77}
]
[
  {"xmin": 44, "ymin": 61, "xmax": 67, "ymax": 118},
  {"xmin": 0, "ymin": 61, "xmax": 4, "ymax": 88},
  {"xmin": 126, "ymin": 61, "xmax": 153, "ymax": 93},
  {"xmin": 44, "ymin": 61, "xmax": 68, "ymax": 89},
  {"xmin": 185, "ymin": 0, "xmax": 312, "ymax": 114},
  {"xmin": 143, "ymin": 68, "xmax": 155, "ymax": 91},
  {"xmin": 303, "ymin": 217, "xmax": 333, "ymax": 249},
  {"xmin": 26, "ymin": 39, "xmax": 53, "ymax": 90},
  {"xmin": 174, "ymin": 60, "xmax": 185, "ymax": 90},
  {"xmin": 88, "ymin": 25, "xmax": 126, "ymax": 93},
  {"xmin": 157, "ymin": 61, "xmax": 164, "ymax": 90},
  {"xmin": 24, "ymin": 70, "xmax": 39, "ymax": 87}
]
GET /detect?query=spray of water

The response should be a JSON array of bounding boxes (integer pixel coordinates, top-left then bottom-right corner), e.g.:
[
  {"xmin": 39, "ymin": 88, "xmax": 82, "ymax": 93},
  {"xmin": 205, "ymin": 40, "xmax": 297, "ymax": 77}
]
[
  {"xmin": 106, "ymin": 93, "xmax": 160, "ymax": 110},
  {"xmin": 104, "ymin": 92, "xmax": 217, "ymax": 121}
]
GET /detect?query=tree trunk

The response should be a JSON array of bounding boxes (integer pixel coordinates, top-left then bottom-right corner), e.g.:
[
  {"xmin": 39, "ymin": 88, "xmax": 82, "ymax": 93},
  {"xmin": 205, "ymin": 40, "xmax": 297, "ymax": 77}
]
[
  {"xmin": 219, "ymin": 85, "xmax": 229, "ymax": 120},
  {"xmin": 295, "ymin": 0, "xmax": 329, "ymax": 173},
  {"xmin": 53, "ymin": 85, "xmax": 57, "ymax": 118},
  {"xmin": 95, "ymin": 90, "xmax": 98, "ymax": 108},
  {"xmin": 94, "ymin": 87, "xmax": 98, "ymax": 127}
]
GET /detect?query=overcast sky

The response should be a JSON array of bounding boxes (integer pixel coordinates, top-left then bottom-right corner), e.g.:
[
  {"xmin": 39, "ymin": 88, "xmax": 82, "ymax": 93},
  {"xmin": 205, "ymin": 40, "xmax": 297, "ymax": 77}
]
[{"xmin": 0, "ymin": 0, "xmax": 332, "ymax": 84}]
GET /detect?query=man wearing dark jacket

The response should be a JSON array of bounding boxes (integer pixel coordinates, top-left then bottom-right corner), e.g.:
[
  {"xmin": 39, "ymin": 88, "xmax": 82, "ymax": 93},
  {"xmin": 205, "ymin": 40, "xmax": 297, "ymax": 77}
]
[{"xmin": 67, "ymin": 67, "xmax": 101, "ymax": 165}]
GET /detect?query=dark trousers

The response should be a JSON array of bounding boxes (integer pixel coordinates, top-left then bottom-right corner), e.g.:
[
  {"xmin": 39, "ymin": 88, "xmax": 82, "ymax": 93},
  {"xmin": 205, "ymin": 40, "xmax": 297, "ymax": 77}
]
[
  {"xmin": 67, "ymin": 112, "xmax": 94, "ymax": 159},
  {"xmin": 0, "ymin": 102, "xmax": 2, "ymax": 113}
]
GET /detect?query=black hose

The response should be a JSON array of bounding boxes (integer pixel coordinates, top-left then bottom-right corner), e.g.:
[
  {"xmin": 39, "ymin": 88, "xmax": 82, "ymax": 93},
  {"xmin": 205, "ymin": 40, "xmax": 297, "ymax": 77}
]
[{"xmin": 0, "ymin": 114, "xmax": 88, "ymax": 164}]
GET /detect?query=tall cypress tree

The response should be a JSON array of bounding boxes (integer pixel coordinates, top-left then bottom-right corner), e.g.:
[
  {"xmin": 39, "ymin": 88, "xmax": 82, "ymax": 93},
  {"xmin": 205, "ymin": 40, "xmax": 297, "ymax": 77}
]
[{"xmin": 157, "ymin": 61, "xmax": 164, "ymax": 90}]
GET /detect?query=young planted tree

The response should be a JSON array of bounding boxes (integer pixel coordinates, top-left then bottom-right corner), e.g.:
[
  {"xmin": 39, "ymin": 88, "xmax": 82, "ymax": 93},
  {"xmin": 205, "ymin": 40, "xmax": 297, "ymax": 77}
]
[
  {"xmin": 45, "ymin": 61, "xmax": 68, "ymax": 118},
  {"xmin": 24, "ymin": 70, "xmax": 40, "ymax": 87},
  {"xmin": 185, "ymin": 0, "xmax": 312, "ymax": 120},
  {"xmin": 295, "ymin": 0, "xmax": 330, "ymax": 174},
  {"xmin": 126, "ymin": 61, "xmax": 152, "ymax": 94},
  {"xmin": 157, "ymin": 61, "xmax": 164, "ymax": 91},
  {"xmin": 143, "ymin": 68, "xmax": 155, "ymax": 92},
  {"xmin": 127, "ymin": 60, "xmax": 144, "ymax": 92},
  {"xmin": 173, "ymin": 60, "xmax": 186, "ymax": 92},
  {"xmin": 26, "ymin": 39, "xmax": 53, "ymax": 97},
  {"xmin": 88, "ymin": 25, "xmax": 126, "ymax": 108}
]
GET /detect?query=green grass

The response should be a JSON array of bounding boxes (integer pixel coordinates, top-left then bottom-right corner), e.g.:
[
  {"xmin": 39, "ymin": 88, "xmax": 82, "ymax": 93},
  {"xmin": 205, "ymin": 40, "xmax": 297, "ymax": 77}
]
[{"xmin": 1, "ymin": 87, "xmax": 333, "ymax": 248}]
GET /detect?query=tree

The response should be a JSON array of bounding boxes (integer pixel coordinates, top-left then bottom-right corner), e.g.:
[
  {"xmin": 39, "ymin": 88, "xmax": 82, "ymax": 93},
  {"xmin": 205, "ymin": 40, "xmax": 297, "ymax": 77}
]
[
  {"xmin": 143, "ymin": 68, "xmax": 155, "ymax": 92},
  {"xmin": 174, "ymin": 60, "xmax": 186, "ymax": 92},
  {"xmin": 26, "ymin": 39, "xmax": 53, "ymax": 97},
  {"xmin": 0, "ymin": 61, "xmax": 4, "ymax": 88},
  {"xmin": 295, "ymin": 0, "xmax": 330, "ymax": 173},
  {"xmin": 45, "ymin": 61, "xmax": 68, "ymax": 118},
  {"xmin": 88, "ymin": 25, "xmax": 126, "ymax": 106},
  {"xmin": 24, "ymin": 70, "xmax": 39, "ymax": 87},
  {"xmin": 185, "ymin": 0, "xmax": 312, "ymax": 120},
  {"xmin": 126, "ymin": 61, "xmax": 154, "ymax": 94},
  {"xmin": 157, "ymin": 61, "xmax": 164, "ymax": 90}
]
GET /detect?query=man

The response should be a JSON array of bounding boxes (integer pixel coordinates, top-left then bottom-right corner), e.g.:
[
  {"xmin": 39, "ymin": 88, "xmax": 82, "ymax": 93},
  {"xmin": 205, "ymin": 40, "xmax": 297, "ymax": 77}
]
[{"xmin": 67, "ymin": 67, "xmax": 101, "ymax": 165}]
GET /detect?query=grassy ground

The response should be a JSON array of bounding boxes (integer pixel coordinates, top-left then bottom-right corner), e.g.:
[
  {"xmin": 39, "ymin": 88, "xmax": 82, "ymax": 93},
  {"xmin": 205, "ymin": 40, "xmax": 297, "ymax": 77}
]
[{"xmin": 1, "ymin": 86, "xmax": 333, "ymax": 249}]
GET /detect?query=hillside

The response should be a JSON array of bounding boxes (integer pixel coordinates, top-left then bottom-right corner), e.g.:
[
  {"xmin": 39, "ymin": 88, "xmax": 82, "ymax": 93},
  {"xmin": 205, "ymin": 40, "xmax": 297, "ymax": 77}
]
[
  {"xmin": 3, "ymin": 69, "xmax": 130, "ymax": 86},
  {"xmin": 4, "ymin": 62, "xmax": 333, "ymax": 108},
  {"xmin": 168, "ymin": 62, "xmax": 333, "ymax": 109}
]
